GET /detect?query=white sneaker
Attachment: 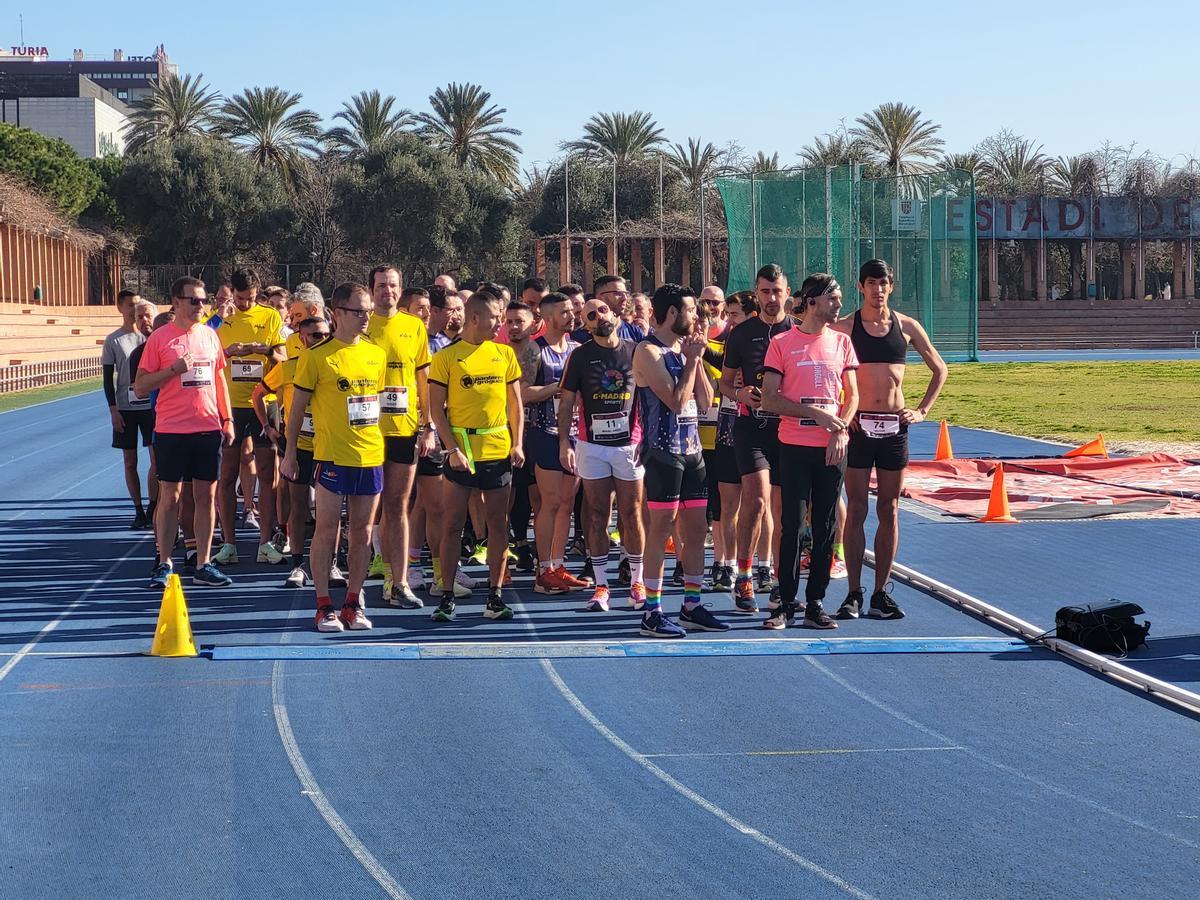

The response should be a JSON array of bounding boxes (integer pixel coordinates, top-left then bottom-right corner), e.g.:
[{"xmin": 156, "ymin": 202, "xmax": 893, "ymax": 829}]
[
  {"xmin": 454, "ymin": 568, "xmax": 476, "ymax": 590},
  {"xmin": 284, "ymin": 566, "xmax": 307, "ymax": 588},
  {"xmin": 433, "ymin": 575, "xmax": 472, "ymax": 599},
  {"xmin": 329, "ymin": 565, "xmax": 347, "ymax": 587},
  {"xmin": 242, "ymin": 510, "xmax": 259, "ymax": 530},
  {"xmin": 407, "ymin": 566, "xmax": 426, "ymax": 591},
  {"xmin": 257, "ymin": 542, "xmax": 286, "ymax": 565},
  {"xmin": 213, "ymin": 543, "xmax": 238, "ymax": 565}
]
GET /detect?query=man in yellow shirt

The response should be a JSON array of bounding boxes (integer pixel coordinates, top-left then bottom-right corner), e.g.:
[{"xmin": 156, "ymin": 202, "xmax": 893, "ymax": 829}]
[
  {"xmin": 214, "ymin": 268, "xmax": 286, "ymax": 567},
  {"xmin": 365, "ymin": 265, "xmax": 434, "ymax": 608},
  {"xmin": 283, "ymin": 283, "xmax": 386, "ymax": 633},
  {"xmin": 428, "ymin": 291, "xmax": 524, "ymax": 623}
]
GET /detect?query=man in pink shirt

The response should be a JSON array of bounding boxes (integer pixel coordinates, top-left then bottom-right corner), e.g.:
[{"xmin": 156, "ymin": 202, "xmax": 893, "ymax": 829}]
[
  {"xmin": 760, "ymin": 273, "xmax": 859, "ymax": 630},
  {"xmin": 135, "ymin": 276, "xmax": 236, "ymax": 590}
]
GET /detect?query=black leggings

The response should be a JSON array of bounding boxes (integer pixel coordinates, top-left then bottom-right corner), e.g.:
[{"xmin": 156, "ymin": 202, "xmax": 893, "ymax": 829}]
[{"xmin": 778, "ymin": 444, "xmax": 845, "ymax": 607}]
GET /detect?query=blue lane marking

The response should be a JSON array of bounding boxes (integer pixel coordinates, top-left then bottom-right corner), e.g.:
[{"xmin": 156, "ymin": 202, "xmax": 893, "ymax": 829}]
[{"xmin": 207, "ymin": 637, "xmax": 1031, "ymax": 661}]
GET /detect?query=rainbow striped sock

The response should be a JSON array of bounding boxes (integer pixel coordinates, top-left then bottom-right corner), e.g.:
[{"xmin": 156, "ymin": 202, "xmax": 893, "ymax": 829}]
[
  {"xmin": 643, "ymin": 577, "xmax": 662, "ymax": 612},
  {"xmin": 683, "ymin": 575, "xmax": 703, "ymax": 609}
]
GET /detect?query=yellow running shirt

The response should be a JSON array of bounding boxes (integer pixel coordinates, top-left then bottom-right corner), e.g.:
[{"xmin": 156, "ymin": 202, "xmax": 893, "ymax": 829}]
[
  {"xmin": 365, "ymin": 310, "xmax": 431, "ymax": 438},
  {"xmin": 262, "ymin": 347, "xmax": 318, "ymax": 453},
  {"xmin": 429, "ymin": 339, "xmax": 521, "ymax": 463},
  {"xmin": 294, "ymin": 337, "xmax": 387, "ymax": 467},
  {"xmin": 699, "ymin": 338, "xmax": 724, "ymax": 451},
  {"xmin": 218, "ymin": 304, "xmax": 284, "ymax": 409}
]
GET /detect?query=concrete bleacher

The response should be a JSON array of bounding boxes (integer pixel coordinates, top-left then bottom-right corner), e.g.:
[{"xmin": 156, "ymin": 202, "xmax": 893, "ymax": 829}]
[
  {"xmin": 0, "ymin": 302, "xmax": 125, "ymax": 393},
  {"xmin": 978, "ymin": 298, "xmax": 1200, "ymax": 350}
]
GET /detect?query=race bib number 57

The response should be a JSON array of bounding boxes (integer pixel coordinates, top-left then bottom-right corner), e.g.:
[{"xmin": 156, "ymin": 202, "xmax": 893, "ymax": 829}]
[{"xmin": 347, "ymin": 394, "xmax": 380, "ymax": 427}]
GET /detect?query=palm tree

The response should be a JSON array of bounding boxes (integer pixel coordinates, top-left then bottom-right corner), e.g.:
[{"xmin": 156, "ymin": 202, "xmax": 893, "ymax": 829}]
[
  {"xmin": 666, "ymin": 137, "xmax": 728, "ymax": 190},
  {"xmin": 215, "ymin": 86, "xmax": 321, "ymax": 189},
  {"xmin": 850, "ymin": 102, "xmax": 944, "ymax": 176},
  {"xmin": 414, "ymin": 83, "xmax": 522, "ymax": 185},
  {"xmin": 943, "ymin": 151, "xmax": 984, "ymax": 180},
  {"xmin": 798, "ymin": 132, "xmax": 871, "ymax": 169},
  {"xmin": 562, "ymin": 111, "xmax": 665, "ymax": 163},
  {"xmin": 982, "ymin": 137, "xmax": 1048, "ymax": 196},
  {"xmin": 123, "ymin": 72, "xmax": 221, "ymax": 154},
  {"xmin": 324, "ymin": 90, "xmax": 414, "ymax": 158},
  {"xmin": 1049, "ymin": 155, "xmax": 1102, "ymax": 196},
  {"xmin": 751, "ymin": 151, "xmax": 781, "ymax": 173}
]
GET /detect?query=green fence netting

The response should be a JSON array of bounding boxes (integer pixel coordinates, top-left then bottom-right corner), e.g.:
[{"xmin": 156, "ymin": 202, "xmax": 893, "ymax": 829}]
[{"xmin": 716, "ymin": 165, "xmax": 977, "ymax": 361}]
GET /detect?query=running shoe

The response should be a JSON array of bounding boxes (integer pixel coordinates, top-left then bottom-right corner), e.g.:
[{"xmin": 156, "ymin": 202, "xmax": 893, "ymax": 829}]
[
  {"xmin": 316, "ymin": 604, "xmax": 343, "ymax": 633},
  {"xmin": 535, "ymin": 569, "xmax": 570, "ymax": 595},
  {"xmin": 829, "ymin": 557, "xmax": 847, "ymax": 580},
  {"xmin": 628, "ymin": 582, "xmax": 647, "ymax": 611},
  {"xmin": 578, "ymin": 558, "xmax": 596, "ymax": 587},
  {"xmin": 616, "ymin": 556, "xmax": 632, "ymax": 586},
  {"xmin": 257, "ymin": 542, "xmax": 286, "ymax": 565},
  {"xmin": 329, "ymin": 565, "xmax": 347, "ymax": 588},
  {"xmin": 836, "ymin": 589, "xmax": 864, "ymax": 620},
  {"xmin": 432, "ymin": 575, "xmax": 472, "ymax": 599},
  {"xmin": 679, "ymin": 604, "xmax": 731, "ymax": 632},
  {"xmin": 431, "ymin": 597, "xmax": 456, "ymax": 622},
  {"xmin": 733, "ymin": 577, "xmax": 758, "ymax": 614},
  {"xmin": 483, "ymin": 595, "xmax": 514, "ymax": 620},
  {"xmin": 284, "ymin": 566, "xmax": 308, "ymax": 589},
  {"xmin": 272, "ymin": 529, "xmax": 290, "ymax": 554},
  {"xmin": 714, "ymin": 564, "xmax": 734, "ymax": 592},
  {"xmin": 671, "ymin": 562, "xmax": 684, "ymax": 587},
  {"xmin": 468, "ymin": 542, "xmax": 488, "ymax": 567},
  {"xmin": 568, "ymin": 534, "xmax": 587, "ymax": 558},
  {"xmin": 193, "ymin": 562, "xmax": 232, "ymax": 587},
  {"xmin": 131, "ymin": 511, "xmax": 150, "ymax": 530},
  {"xmin": 514, "ymin": 543, "xmax": 536, "ymax": 573},
  {"xmin": 212, "ymin": 543, "xmax": 238, "ymax": 566},
  {"xmin": 389, "ymin": 582, "xmax": 424, "ymax": 609},
  {"xmin": 183, "ymin": 552, "xmax": 198, "ymax": 576},
  {"xmin": 639, "ymin": 610, "xmax": 686, "ymax": 639},
  {"xmin": 148, "ymin": 561, "xmax": 172, "ymax": 589},
  {"xmin": 242, "ymin": 510, "xmax": 259, "ymax": 531},
  {"xmin": 763, "ymin": 604, "xmax": 796, "ymax": 631},
  {"xmin": 367, "ymin": 553, "xmax": 386, "ymax": 579},
  {"xmin": 455, "ymin": 568, "xmax": 477, "ymax": 590},
  {"xmin": 584, "ymin": 586, "xmax": 610, "ymax": 612},
  {"xmin": 557, "ymin": 566, "xmax": 591, "ymax": 589},
  {"xmin": 506, "ymin": 544, "xmax": 518, "ymax": 563},
  {"xmin": 704, "ymin": 529, "xmax": 714, "ymax": 548},
  {"xmin": 754, "ymin": 565, "xmax": 774, "ymax": 593},
  {"xmin": 407, "ymin": 566, "xmax": 426, "ymax": 591},
  {"xmin": 767, "ymin": 585, "xmax": 781, "ymax": 612},
  {"xmin": 382, "ymin": 574, "xmax": 395, "ymax": 603},
  {"xmin": 868, "ymin": 587, "xmax": 905, "ymax": 620},
  {"xmin": 802, "ymin": 601, "xmax": 838, "ymax": 630},
  {"xmin": 339, "ymin": 603, "xmax": 373, "ymax": 631},
  {"xmin": 609, "ymin": 527, "xmax": 621, "ymax": 546},
  {"xmin": 799, "ymin": 549, "xmax": 812, "ymax": 573}
]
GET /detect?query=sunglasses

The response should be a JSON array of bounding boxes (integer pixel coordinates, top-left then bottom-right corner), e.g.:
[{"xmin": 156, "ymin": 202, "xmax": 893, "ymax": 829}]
[
  {"xmin": 586, "ymin": 304, "xmax": 612, "ymax": 321},
  {"xmin": 180, "ymin": 295, "xmax": 206, "ymax": 306}
]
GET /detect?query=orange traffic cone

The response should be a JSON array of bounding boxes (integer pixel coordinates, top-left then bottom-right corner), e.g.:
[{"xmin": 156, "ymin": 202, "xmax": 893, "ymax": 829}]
[
  {"xmin": 935, "ymin": 420, "xmax": 954, "ymax": 461},
  {"xmin": 1064, "ymin": 433, "xmax": 1107, "ymax": 458},
  {"xmin": 979, "ymin": 464, "xmax": 1019, "ymax": 523}
]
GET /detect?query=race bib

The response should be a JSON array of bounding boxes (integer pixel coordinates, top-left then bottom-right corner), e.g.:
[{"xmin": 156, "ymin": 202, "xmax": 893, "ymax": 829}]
[
  {"xmin": 181, "ymin": 363, "xmax": 213, "ymax": 388},
  {"xmin": 797, "ymin": 397, "xmax": 838, "ymax": 428},
  {"xmin": 719, "ymin": 395, "xmax": 739, "ymax": 415},
  {"xmin": 347, "ymin": 394, "xmax": 380, "ymax": 427},
  {"xmin": 231, "ymin": 358, "xmax": 264, "ymax": 383},
  {"xmin": 127, "ymin": 386, "xmax": 149, "ymax": 407},
  {"xmin": 680, "ymin": 398, "xmax": 699, "ymax": 423},
  {"xmin": 380, "ymin": 386, "xmax": 409, "ymax": 414},
  {"xmin": 300, "ymin": 412, "xmax": 315, "ymax": 438},
  {"xmin": 752, "ymin": 406, "xmax": 779, "ymax": 420},
  {"xmin": 859, "ymin": 412, "xmax": 901, "ymax": 437},
  {"xmin": 699, "ymin": 402, "xmax": 720, "ymax": 425},
  {"xmin": 591, "ymin": 411, "xmax": 629, "ymax": 440}
]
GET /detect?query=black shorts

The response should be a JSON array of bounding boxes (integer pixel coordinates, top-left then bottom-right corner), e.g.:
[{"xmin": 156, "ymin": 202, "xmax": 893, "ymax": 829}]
[
  {"xmin": 113, "ymin": 409, "xmax": 155, "ymax": 450},
  {"xmin": 417, "ymin": 447, "xmax": 445, "ymax": 477},
  {"xmin": 712, "ymin": 443, "xmax": 742, "ymax": 486},
  {"xmin": 527, "ymin": 428, "xmax": 567, "ymax": 472},
  {"xmin": 733, "ymin": 415, "xmax": 781, "ymax": 486},
  {"xmin": 703, "ymin": 449, "xmax": 721, "ymax": 521},
  {"xmin": 445, "ymin": 458, "xmax": 512, "ymax": 491},
  {"xmin": 643, "ymin": 448, "xmax": 707, "ymax": 508},
  {"xmin": 284, "ymin": 448, "xmax": 315, "ymax": 486},
  {"xmin": 232, "ymin": 407, "xmax": 272, "ymax": 448},
  {"xmin": 848, "ymin": 427, "xmax": 909, "ymax": 472},
  {"xmin": 155, "ymin": 431, "xmax": 222, "ymax": 483},
  {"xmin": 512, "ymin": 456, "xmax": 535, "ymax": 489},
  {"xmin": 384, "ymin": 435, "xmax": 418, "ymax": 466}
]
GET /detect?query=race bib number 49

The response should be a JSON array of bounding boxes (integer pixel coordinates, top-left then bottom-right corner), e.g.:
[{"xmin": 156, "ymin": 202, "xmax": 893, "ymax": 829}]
[
  {"xmin": 380, "ymin": 386, "xmax": 409, "ymax": 415},
  {"xmin": 347, "ymin": 394, "xmax": 380, "ymax": 427}
]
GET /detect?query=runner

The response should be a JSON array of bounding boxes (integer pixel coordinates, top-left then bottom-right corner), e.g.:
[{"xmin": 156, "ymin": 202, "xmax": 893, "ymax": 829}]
[
  {"xmin": 135, "ymin": 277, "xmax": 235, "ymax": 589},
  {"xmin": 102, "ymin": 291, "xmax": 157, "ymax": 529},
  {"xmin": 427, "ymin": 291, "xmax": 524, "ymax": 623},
  {"xmin": 559, "ymin": 297, "xmax": 647, "ymax": 612},
  {"xmin": 631, "ymin": 283, "xmax": 729, "ymax": 638},
  {"xmin": 720, "ymin": 263, "xmax": 793, "ymax": 613},
  {"xmin": 213, "ymin": 268, "xmax": 286, "ymax": 567},
  {"xmin": 593, "ymin": 275, "xmax": 646, "ymax": 341},
  {"xmin": 760, "ymin": 274, "xmax": 859, "ymax": 630},
  {"xmin": 518, "ymin": 292, "xmax": 584, "ymax": 594},
  {"xmin": 696, "ymin": 285, "xmax": 729, "ymax": 587},
  {"xmin": 282, "ymin": 282, "xmax": 387, "ymax": 632},
  {"xmin": 504, "ymin": 300, "xmax": 539, "ymax": 573},
  {"xmin": 832, "ymin": 258, "xmax": 947, "ymax": 619},
  {"xmin": 628, "ymin": 292, "xmax": 652, "ymax": 334},
  {"xmin": 253, "ymin": 315, "xmax": 330, "ymax": 587}
]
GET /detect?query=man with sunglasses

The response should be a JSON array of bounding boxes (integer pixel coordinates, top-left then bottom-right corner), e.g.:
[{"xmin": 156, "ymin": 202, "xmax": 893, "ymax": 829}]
[
  {"xmin": 558, "ymin": 297, "xmax": 648, "ymax": 612},
  {"xmin": 136, "ymin": 277, "xmax": 236, "ymax": 589},
  {"xmin": 254, "ymin": 316, "xmax": 330, "ymax": 587},
  {"xmin": 282, "ymin": 283, "xmax": 387, "ymax": 632},
  {"xmin": 592, "ymin": 276, "xmax": 645, "ymax": 342}
]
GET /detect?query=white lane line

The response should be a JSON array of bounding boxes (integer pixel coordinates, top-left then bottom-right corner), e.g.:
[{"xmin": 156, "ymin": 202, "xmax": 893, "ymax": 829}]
[
  {"xmin": 0, "ymin": 537, "xmax": 148, "ymax": 684},
  {"xmin": 803, "ymin": 656, "xmax": 1200, "ymax": 851},
  {"xmin": 0, "ymin": 389, "xmax": 97, "ymax": 419},
  {"xmin": 641, "ymin": 746, "xmax": 965, "ymax": 759},
  {"xmin": 0, "ymin": 463, "xmax": 118, "ymax": 525},
  {"xmin": 538, "ymin": 657, "xmax": 874, "ymax": 899},
  {"xmin": 2, "ymin": 423, "xmax": 109, "ymax": 466}
]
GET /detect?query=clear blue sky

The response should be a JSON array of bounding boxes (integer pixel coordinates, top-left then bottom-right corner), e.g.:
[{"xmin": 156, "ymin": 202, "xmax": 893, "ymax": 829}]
[{"xmin": 12, "ymin": 0, "xmax": 1199, "ymax": 170}]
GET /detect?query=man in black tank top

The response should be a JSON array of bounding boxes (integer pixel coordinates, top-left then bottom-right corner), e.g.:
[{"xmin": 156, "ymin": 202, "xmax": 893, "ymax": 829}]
[{"xmin": 830, "ymin": 259, "xmax": 947, "ymax": 621}]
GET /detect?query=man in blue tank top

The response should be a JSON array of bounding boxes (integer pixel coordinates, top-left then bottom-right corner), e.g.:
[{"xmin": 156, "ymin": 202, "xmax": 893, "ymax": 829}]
[{"xmin": 631, "ymin": 284, "xmax": 731, "ymax": 638}]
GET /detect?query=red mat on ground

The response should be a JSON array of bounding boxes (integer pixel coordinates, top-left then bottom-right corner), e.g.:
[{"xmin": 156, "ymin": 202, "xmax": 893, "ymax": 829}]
[{"xmin": 899, "ymin": 454, "xmax": 1200, "ymax": 519}]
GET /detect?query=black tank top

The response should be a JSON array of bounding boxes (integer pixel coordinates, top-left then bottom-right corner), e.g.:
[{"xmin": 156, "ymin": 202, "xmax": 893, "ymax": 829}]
[{"xmin": 850, "ymin": 310, "xmax": 907, "ymax": 364}]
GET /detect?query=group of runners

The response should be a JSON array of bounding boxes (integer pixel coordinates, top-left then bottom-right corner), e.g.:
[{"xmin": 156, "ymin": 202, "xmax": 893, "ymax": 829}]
[{"xmin": 102, "ymin": 259, "xmax": 946, "ymax": 638}]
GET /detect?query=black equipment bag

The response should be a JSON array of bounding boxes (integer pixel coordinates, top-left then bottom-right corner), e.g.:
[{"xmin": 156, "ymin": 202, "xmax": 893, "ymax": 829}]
[{"xmin": 1055, "ymin": 600, "xmax": 1150, "ymax": 655}]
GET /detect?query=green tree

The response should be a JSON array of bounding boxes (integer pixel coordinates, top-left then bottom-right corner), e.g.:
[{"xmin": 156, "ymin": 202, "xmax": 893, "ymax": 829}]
[
  {"xmin": 123, "ymin": 72, "xmax": 221, "ymax": 154},
  {"xmin": 215, "ymin": 86, "xmax": 321, "ymax": 190},
  {"xmin": 850, "ymin": 102, "xmax": 944, "ymax": 176},
  {"xmin": 113, "ymin": 135, "xmax": 293, "ymax": 264},
  {"xmin": 529, "ymin": 156, "xmax": 688, "ymax": 235},
  {"xmin": 942, "ymin": 151, "xmax": 984, "ymax": 182},
  {"xmin": 415, "ymin": 83, "xmax": 522, "ymax": 185},
  {"xmin": 751, "ymin": 151, "xmax": 781, "ymax": 173},
  {"xmin": 324, "ymin": 90, "xmax": 414, "ymax": 158},
  {"xmin": 798, "ymin": 131, "xmax": 872, "ymax": 170},
  {"xmin": 82, "ymin": 154, "xmax": 125, "ymax": 225},
  {"xmin": 666, "ymin": 137, "xmax": 729, "ymax": 191},
  {"xmin": 1048, "ymin": 154, "xmax": 1101, "ymax": 196},
  {"xmin": 0, "ymin": 123, "xmax": 100, "ymax": 217},
  {"xmin": 976, "ymin": 131, "xmax": 1048, "ymax": 196},
  {"xmin": 563, "ymin": 111, "xmax": 665, "ymax": 163}
]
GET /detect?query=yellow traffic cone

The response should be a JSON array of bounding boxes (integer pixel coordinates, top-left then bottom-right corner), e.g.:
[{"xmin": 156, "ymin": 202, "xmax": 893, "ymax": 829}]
[
  {"xmin": 149, "ymin": 574, "xmax": 198, "ymax": 657},
  {"xmin": 1064, "ymin": 433, "xmax": 1107, "ymax": 458},
  {"xmin": 935, "ymin": 420, "xmax": 954, "ymax": 461}
]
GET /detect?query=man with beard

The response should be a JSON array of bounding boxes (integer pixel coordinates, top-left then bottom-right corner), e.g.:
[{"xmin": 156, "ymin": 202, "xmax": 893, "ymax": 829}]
[
  {"xmin": 103, "ymin": 292, "xmax": 157, "ymax": 529},
  {"xmin": 760, "ymin": 274, "xmax": 859, "ymax": 630}
]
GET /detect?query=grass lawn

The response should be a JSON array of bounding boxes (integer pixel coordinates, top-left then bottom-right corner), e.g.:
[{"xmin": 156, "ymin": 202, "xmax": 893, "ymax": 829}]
[
  {"xmin": 905, "ymin": 361, "xmax": 1200, "ymax": 445},
  {"xmin": 0, "ymin": 378, "xmax": 100, "ymax": 414}
]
